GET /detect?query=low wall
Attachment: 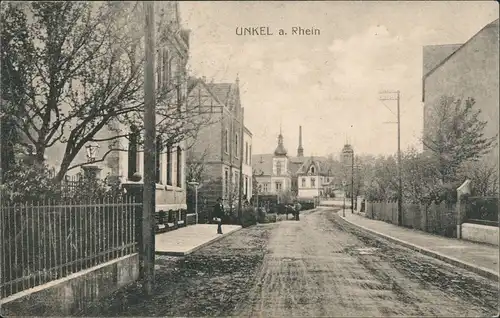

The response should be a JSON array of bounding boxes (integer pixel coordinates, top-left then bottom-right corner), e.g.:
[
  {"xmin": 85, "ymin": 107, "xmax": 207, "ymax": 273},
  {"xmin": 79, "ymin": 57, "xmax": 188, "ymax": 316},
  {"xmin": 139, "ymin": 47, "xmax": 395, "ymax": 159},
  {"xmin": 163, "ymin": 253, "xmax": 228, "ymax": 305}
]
[
  {"xmin": 0, "ymin": 253, "xmax": 139, "ymax": 316},
  {"xmin": 461, "ymin": 223, "xmax": 499, "ymax": 246}
]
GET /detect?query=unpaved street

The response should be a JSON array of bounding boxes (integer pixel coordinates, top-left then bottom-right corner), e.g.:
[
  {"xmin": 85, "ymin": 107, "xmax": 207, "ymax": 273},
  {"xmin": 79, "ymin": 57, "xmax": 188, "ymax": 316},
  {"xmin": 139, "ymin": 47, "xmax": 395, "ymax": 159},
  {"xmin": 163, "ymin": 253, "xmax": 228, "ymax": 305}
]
[
  {"xmin": 238, "ymin": 208, "xmax": 498, "ymax": 317},
  {"xmin": 82, "ymin": 208, "xmax": 498, "ymax": 317}
]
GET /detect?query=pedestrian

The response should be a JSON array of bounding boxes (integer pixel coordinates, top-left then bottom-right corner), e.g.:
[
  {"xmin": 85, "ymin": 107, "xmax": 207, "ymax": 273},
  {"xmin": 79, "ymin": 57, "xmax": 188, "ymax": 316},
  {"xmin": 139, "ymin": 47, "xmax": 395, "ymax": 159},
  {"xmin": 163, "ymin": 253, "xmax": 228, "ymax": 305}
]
[
  {"xmin": 294, "ymin": 201, "xmax": 301, "ymax": 221},
  {"xmin": 213, "ymin": 197, "xmax": 224, "ymax": 234}
]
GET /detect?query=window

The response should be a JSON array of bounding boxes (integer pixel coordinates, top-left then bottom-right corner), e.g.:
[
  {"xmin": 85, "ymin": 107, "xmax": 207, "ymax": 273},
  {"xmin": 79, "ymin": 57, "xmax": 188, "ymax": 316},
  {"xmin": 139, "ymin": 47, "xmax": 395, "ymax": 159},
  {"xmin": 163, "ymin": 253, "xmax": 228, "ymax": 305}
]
[
  {"xmin": 176, "ymin": 146, "xmax": 182, "ymax": 187},
  {"xmin": 224, "ymin": 169, "xmax": 229, "ymax": 192},
  {"xmin": 244, "ymin": 176, "xmax": 248, "ymax": 197},
  {"xmin": 275, "ymin": 182, "xmax": 282, "ymax": 192},
  {"xmin": 245, "ymin": 142, "xmax": 248, "ymax": 164},
  {"xmin": 166, "ymin": 143, "xmax": 172, "ymax": 185},
  {"xmin": 249, "ymin": 145, "xmax": 252, "ymax": 164},
  {"xmin": 311, "ymin": 178, "xmax": 316, "ymax": 187},
  {"xmin": 155, "ymin": 136, "xmax": 162, "ymax": 184},
  {"xmin": 156, "ymin": 50, "xmax": 162, "ymax": 92},
  {"xmin": 127, "ymin": 125, "xmax": 139, "ymax": 179},
  {"xmin": 224, "ymin": 129, "xmax": 229, "ymax": 153},
  {"xmin": 301, "ymin": 178, "xmax": 306, "ymax": 187},
  {"xmin": 262, "ymin": 183, "xmax": 268, "ymax": 193},
  {"xmin": 276, "ymin": 161, "xmax": 282, "ymax": 176},
  {"xmin": 235, "ymin": 133, "xmax": 239, "ymax": 157},
  {"xmin": 245, "ymin": 176, "xmax": 249, "ymax": 197},
  {"xmin": 162, "ymin": 49, "xmax": 168, "ymax": 90},
  {"xmin": 311, "ymin": 166, "xmax": 315, "ymax": 174}
]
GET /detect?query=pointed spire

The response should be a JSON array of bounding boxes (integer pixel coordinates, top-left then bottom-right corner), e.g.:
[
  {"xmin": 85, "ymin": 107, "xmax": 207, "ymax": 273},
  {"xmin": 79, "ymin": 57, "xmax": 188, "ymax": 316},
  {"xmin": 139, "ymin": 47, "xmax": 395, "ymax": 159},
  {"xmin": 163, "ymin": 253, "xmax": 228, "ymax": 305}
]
[{"xmin": 274, "ymin": 127, "xmax": 287, "ymax": 157}]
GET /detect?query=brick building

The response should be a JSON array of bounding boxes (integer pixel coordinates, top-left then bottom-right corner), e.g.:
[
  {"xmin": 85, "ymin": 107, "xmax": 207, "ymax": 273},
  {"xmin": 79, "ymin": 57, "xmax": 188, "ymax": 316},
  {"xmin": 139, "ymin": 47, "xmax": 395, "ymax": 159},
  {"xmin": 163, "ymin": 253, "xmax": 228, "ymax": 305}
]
[{"xmin": 185, "ymin": 76, "xmax": 253, "ymax": 209}]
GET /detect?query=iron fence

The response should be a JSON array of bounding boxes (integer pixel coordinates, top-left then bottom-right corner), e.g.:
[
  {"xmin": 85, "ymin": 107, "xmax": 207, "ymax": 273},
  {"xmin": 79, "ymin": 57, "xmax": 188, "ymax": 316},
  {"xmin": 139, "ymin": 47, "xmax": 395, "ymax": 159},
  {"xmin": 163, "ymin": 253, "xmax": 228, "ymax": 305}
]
[
  {"xmin": 0, "ymin": 196, "xmax": 140, "ymax": 299},
  {"xmin": 466, "ymin": 196, "xmax": 499, "ymax": 226}
]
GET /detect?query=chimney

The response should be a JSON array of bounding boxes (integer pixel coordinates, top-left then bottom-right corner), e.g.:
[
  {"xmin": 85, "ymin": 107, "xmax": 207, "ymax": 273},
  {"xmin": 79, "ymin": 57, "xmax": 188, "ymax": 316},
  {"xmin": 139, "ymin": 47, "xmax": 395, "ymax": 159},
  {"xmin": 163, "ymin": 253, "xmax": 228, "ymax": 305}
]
[{"xmin": 297, "ymin": 125, "xmax": 304, "ymax": 157}]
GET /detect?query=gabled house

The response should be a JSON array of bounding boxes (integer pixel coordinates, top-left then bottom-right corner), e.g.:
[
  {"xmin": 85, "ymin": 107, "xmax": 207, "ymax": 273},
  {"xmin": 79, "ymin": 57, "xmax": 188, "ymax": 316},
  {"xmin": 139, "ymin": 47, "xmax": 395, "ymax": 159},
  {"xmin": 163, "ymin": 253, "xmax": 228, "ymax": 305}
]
[
  {"xmin": 185, "ymin": 76, "xmax": 252, "ymax": 209},
  {"xmin": 295, "ymin": 156, "xmax": 334, "ymax": 199}
]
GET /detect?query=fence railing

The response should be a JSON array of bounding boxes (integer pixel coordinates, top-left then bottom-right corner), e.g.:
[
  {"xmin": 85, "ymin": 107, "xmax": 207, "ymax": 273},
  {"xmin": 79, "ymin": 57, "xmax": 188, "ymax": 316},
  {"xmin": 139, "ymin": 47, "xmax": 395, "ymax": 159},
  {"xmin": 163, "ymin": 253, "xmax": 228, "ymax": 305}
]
[
  {"xmin": 0, "ymin": 196, "xmax": 140, "ymax": 299},
  {"xmin": 366, "ymin": 200, "xmax": 457, "ymax": 238},
  {"xmin": 466, "ymin": 196, "xmax": 499, "ymax": 226}
]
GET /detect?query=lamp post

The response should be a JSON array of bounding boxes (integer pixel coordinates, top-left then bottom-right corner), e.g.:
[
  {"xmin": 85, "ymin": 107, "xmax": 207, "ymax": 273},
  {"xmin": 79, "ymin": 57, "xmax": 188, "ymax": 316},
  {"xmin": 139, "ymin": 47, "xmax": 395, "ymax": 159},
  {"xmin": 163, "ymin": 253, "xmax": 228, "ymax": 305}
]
[
  {"xmin": 342, "ymin": 180, "xmax": 346, "ymax": 217},
  {"xmin": 188, "ymin": 181, "xmax": 200, "ymax": 224},
  {"xmin": 83, "ymin": 142, "xmax": 101, "ymax": 179},
  {"xmin": 85, "ymin": 142, "xmax": 100, "ymax": 163}
]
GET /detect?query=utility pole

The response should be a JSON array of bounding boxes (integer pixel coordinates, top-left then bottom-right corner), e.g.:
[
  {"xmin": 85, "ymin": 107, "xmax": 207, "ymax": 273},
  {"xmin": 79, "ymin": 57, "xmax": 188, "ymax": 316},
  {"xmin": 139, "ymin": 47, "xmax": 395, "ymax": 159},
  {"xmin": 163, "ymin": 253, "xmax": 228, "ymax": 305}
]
[
  {"xmin": 379, "ymin": 90, "xmax": 402, "ymax": 226},
  {"xmin": 351, "ymin": 153, "xmax": 354, "ymax": 213},
  {"xmin": 237, "ymin": 107, "xmax": 244, "ymax": 224},
  {"xmin": 142, "ymin": 1, "xmax": 156, "ymax": 295}
]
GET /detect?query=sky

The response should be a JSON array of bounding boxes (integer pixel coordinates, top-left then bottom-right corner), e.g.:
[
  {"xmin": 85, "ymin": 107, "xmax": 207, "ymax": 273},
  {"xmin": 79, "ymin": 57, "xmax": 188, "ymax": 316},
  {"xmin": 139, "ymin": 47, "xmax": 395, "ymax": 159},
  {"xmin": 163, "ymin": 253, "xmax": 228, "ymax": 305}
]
[{"xmin": 179, "ymin": 1, "xmax": 498, "ymax": 157}]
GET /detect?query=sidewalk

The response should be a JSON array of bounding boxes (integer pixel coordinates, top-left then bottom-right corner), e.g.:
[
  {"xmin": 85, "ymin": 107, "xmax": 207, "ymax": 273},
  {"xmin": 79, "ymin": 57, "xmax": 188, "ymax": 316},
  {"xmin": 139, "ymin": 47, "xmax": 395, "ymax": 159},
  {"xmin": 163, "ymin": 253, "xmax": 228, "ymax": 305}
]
[
  {"xmin": 338, "ymin": 211, "xmax": 499, "ymax": 281},
  {"xmin": 155, "ymin": 224, "xmax": 242, "ymax": 256}
]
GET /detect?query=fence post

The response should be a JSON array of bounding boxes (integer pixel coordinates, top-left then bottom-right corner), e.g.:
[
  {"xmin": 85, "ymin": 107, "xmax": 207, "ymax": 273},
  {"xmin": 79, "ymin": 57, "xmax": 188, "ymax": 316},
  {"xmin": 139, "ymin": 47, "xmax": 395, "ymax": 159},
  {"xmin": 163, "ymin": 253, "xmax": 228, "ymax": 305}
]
[
  {"xmin": 456, "ymin": 179, "xmax": 471, "ymax": 239},
  {"xmin": 122, "ymin": 183, "xmax": 144, "ymax": 277}
]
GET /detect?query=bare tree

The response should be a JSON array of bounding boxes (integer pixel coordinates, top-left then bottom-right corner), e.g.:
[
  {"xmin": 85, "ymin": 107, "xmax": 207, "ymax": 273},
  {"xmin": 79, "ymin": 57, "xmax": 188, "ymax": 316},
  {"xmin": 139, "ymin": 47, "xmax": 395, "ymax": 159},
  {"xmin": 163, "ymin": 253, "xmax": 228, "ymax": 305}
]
[
  {"xmin": 460, "ymin": 160, "xmax": 499, "ymax": 196},
  {"xmin": 1, "ymin": 2, "xmax": 211, "ymax": 182}
]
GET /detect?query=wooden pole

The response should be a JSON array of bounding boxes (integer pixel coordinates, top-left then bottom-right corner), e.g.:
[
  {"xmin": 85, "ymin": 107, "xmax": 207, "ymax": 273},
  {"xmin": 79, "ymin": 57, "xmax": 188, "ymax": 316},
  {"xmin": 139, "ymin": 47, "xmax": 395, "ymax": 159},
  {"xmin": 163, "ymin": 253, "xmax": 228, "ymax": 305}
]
[
  {"xmin": 397, "ymin": 90, "xmax": 402, "ymax": 226},
  {"xmin": 238, "ymin": 108, "xmax": 244, "ymax": 224},
  {"xmin": 142, "ymin": 1, "xmax": 156, "ymax": 295}
]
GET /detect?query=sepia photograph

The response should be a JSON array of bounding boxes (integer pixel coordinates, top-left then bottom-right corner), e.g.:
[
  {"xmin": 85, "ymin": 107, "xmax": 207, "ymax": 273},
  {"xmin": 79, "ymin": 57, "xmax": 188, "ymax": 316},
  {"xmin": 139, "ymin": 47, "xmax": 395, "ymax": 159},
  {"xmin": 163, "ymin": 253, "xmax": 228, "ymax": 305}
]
[{"xmin": 0, "ymin": 1, "xmax": 499, "ymax": 317}]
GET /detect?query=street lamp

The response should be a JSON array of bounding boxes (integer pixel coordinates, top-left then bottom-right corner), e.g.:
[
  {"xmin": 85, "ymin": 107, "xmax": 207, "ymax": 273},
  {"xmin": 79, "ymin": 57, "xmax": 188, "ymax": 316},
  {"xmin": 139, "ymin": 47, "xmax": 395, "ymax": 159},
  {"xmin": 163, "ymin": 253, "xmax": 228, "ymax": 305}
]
[
  {"xmin": 187, "ymin": 180, "xmax": 200, "ymax": 224},
  {"xmin": 85, "ymin": 142, "xmax": 100, "ymax": 163},
  {"xmin": 342, "ymin": 180, "xmax": 347, "ymax": 217}
]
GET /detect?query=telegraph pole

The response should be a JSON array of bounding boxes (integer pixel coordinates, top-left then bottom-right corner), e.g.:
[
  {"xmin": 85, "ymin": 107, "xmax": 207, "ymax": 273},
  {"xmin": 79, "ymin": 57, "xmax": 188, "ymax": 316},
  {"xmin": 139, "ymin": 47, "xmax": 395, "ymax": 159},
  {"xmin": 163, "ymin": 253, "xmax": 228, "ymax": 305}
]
[
  {"xmin": 351, "ymin": 153, "xmax": 354, "ymax": 213},
  {"xmin": 237, "ymin": 107, "xmax": 244, "ymax": 224},
  {"xmin": 142, "ymin": 1, "xmax": 156, "ymax": 295},
  {"xmin": 379, "ymin": 90, "xmax": 402, "ymax": 226}
]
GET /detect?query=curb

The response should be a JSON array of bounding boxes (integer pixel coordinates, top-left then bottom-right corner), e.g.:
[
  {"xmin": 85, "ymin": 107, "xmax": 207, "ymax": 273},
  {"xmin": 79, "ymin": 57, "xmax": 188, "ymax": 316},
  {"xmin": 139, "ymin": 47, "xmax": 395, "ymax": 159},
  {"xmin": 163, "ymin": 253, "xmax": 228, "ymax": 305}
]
[
  {"xmin": 155, "ymin": 226, "xmax": 243, "ymax": 256},
  {"xmin": 337, "ymin": 213, "xmax": 499, "ymax": 282}
]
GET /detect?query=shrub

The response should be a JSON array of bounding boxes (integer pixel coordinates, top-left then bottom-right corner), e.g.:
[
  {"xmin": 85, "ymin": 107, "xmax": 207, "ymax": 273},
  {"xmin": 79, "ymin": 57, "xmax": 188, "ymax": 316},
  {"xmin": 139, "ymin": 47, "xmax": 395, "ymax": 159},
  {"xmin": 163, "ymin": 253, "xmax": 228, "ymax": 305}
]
[{"xmin": 241, "ymin": 206, "xmax": 257, "ymax": 228}]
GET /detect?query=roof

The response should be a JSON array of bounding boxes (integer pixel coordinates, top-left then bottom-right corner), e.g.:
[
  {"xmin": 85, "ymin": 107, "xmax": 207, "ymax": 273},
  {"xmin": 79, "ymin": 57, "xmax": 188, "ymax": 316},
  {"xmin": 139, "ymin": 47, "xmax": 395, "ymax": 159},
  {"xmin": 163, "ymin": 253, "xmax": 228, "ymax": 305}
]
[
  {"xmin": 422, "ymin": 44, "xmax": 462, "ymax": 77},
  {"xmin": 206, "ymin": 83, "xmax": 234, "ymax": 106},
  {"xmin": 187, "ymin": 77, "xmax": 226, "ymax": 106},
  {"xmin": 422, "ymin": 18, "xmax": 499, "ymax": 102},
  {"xmin": 244, "ymin": 126, "xmax": 253, "ymax": 136},
  {"xmin": 252, "ymin": 154, "xmax": 274, "ymax": 176},
  {"xmin": 296, "ymin": 156, "xmax": 330, "ymax": 176}
]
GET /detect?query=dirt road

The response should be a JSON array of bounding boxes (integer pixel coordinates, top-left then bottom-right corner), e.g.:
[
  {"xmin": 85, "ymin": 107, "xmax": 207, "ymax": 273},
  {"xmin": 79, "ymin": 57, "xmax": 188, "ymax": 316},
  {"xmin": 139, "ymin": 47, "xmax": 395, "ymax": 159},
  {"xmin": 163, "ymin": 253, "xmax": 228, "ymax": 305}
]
[
  {"xmin": 237, "ymin": 208, "xmax": 498, "ymax": 317},
  {"xmin": 82, "ymin": 208, "xmax": 498, "ymax": 317}
]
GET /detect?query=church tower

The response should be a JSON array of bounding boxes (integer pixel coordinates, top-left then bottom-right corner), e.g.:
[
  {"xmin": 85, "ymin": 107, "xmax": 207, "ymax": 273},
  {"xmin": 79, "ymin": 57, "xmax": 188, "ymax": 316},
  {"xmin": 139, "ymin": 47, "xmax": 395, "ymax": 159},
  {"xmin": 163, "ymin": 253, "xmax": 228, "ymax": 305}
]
[
  {"xmin": 297, "ymin": 125, "xmax": 304, "ymax": 157},
  {"xmin": 274, "ymin": 126, "xmax": 287, "ymax": 157}
]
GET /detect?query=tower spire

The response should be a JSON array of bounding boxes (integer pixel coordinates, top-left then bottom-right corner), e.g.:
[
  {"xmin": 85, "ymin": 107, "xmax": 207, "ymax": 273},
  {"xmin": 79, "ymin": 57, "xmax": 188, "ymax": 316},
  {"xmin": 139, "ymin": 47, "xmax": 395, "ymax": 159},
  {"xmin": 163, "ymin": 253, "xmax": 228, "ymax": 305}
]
[{"xmin": 297, "ymin": 125, "xmax": 304, "ymax": 157}]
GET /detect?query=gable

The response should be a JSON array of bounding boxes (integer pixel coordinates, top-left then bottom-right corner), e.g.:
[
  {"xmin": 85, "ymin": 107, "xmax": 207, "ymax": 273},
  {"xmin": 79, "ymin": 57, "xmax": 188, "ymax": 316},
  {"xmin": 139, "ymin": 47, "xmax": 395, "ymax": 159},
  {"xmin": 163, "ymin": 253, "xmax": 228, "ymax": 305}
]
[
  {"xmin": 422, "ymin": 18, "xmax": 500, "ymax": 102},
  {"xmin": 252, "ymin": 153, "xmax": 273, "ymax": 176}
]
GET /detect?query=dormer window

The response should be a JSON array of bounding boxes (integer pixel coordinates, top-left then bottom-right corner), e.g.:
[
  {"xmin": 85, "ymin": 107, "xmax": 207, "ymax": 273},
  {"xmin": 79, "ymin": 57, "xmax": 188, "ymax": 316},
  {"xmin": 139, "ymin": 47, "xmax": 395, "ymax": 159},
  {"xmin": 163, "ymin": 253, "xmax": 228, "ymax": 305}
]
[{"xmin": 310, "ymin": 166, "xmax": 315, "ymax": 174}]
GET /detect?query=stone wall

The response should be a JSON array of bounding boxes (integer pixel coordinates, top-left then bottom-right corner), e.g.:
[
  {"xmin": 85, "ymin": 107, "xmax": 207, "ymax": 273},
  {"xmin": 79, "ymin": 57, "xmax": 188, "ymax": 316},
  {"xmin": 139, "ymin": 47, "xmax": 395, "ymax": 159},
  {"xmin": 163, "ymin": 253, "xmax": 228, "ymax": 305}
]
[{"xmin": 0, "ymin": 253, "xmax": 139, "ymax": 316}]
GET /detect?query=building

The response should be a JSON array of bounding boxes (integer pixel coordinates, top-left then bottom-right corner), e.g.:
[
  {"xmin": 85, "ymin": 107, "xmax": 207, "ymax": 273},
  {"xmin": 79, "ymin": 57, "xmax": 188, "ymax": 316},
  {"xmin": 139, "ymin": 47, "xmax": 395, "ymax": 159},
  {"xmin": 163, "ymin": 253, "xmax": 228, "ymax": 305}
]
[
  {"xmin": 185, "ymin": 75, "xmax": 252, "ymax": 209},
  {"xmin": 252, "ymin": 126, "xmax": 335, "ymax": 201},
  {"xmin": 422, "ymin": 18, "xmax": 499, "ymax": 168},
  {"xmin": 8, "ymin": 2, "xmax": 191, "ymax": 213}
]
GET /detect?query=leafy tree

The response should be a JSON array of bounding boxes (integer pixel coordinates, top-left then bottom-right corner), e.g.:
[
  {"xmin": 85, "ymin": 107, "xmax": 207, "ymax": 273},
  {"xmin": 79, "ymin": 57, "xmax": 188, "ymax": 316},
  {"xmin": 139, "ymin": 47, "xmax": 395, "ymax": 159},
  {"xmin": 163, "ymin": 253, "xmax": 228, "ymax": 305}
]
[
  {"xmin": 400, "ymin": 148, "xmax": 440, "ymax": 204},
  {"xmin": 1, "ymin": 2, "xmax": 209, "ymax": 182},
  {"xmin": 364, "ymin": 155, "xmax": 398, "ymax": 201},
  {"xmin": 423, "ymin": 96, "xmax": 497, "ymax": 184}
]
